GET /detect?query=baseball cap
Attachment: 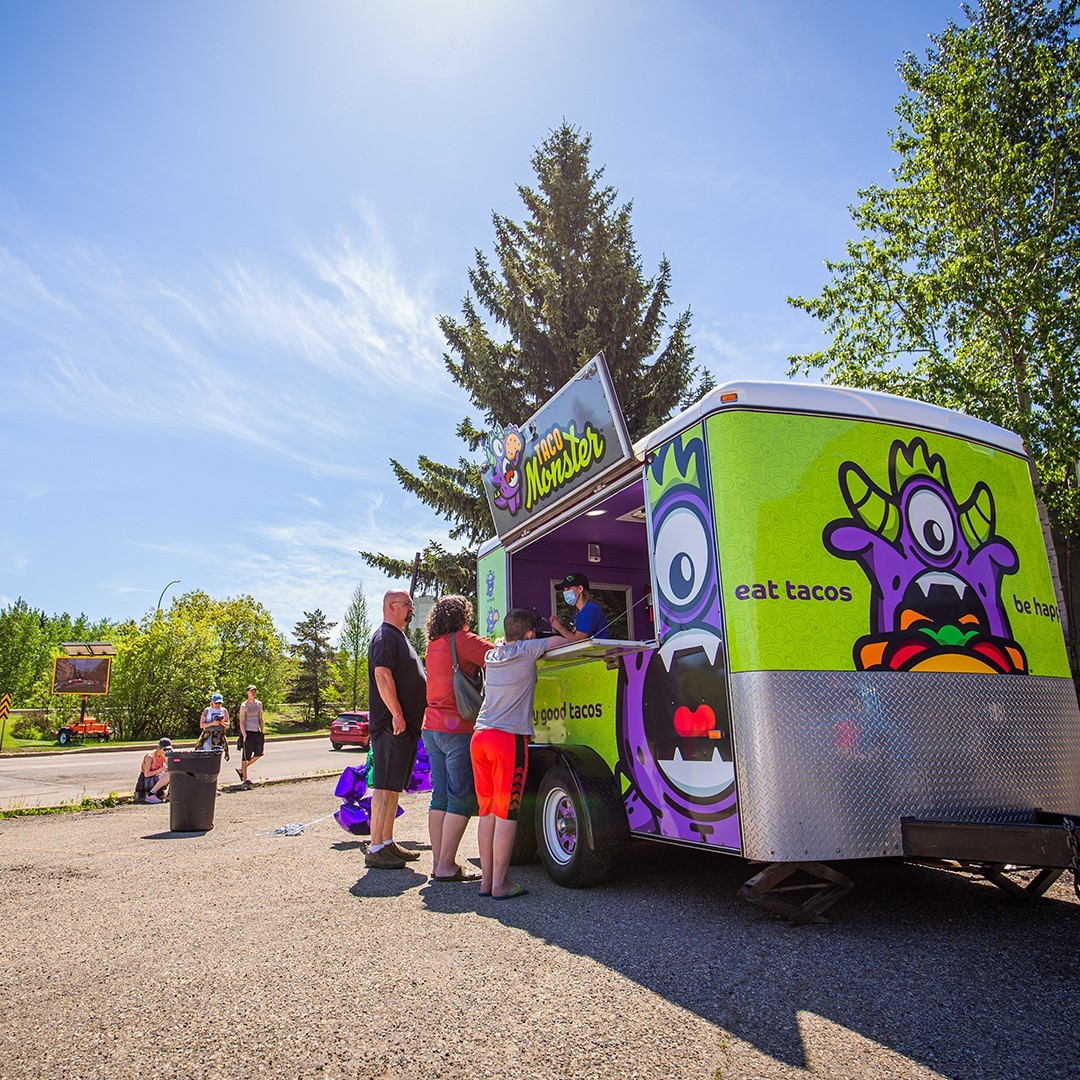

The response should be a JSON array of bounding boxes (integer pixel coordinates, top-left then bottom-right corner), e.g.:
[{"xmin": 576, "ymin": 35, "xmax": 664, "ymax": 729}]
[
  {"xmin": 158, "ymin": 737, "xmax": 172, "ymax": 749},
  {"xmin": 211, "ymin": 693, "xmax": 223, "ymax": 703},
  {"xmin": 556, "ymin": 572, "xmax": 589, "ymax": 590},
  {"xmin": 246, "ymin": 685, "xmax": 256, "ymax": 692}
]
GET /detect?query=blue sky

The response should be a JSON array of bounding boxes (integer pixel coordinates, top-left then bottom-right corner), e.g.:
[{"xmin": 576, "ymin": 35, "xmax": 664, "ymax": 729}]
[{"xmin": 0, "ymin": 0, "xmax": 962, "ymax": 641}]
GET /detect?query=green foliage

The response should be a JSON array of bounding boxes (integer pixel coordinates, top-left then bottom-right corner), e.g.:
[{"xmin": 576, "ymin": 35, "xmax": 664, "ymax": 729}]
[
  {"xmin": 171, "ymin": 591, "xmax": 288, "ymax": 710},
  {"xmin": 338, "ymin": 585, "xmax": 372, "ymax": 710},
  {"xmin": 364, "ymin": 121, "xmax": 714, "ymax": 596},
  {"xmin": 788, "ymin": 0, "xmax": 1080, "ymax": 665},
  {"xmin": 100, "ymin": 592, "xmax": 289, "ymax": 741},
  {"xmin": 108, "ymin": 613, "xmax": 216, "ymax": 741},
  {"xmin": 0, "ymin": 600, "xmax": 117, "ymax": 713},
  {"xmin": 289, "ymin": 609, "xmax": 337, "ymax": 726},
  {"xmin": 0, "ymin": 593, "xmax": 291, "ymax": 738}
]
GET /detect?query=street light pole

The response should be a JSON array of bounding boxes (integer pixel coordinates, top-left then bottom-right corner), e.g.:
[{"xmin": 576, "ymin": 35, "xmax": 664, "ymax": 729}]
[{"xmin": 157, "ymin": 579, "xmax": 181, "ymax": 613}]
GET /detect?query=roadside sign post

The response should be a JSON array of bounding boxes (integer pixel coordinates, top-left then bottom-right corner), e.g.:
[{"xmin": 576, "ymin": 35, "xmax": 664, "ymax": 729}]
[{"xmin": 0, "ymin": 693, "xmax": 11, "ymax": 752}]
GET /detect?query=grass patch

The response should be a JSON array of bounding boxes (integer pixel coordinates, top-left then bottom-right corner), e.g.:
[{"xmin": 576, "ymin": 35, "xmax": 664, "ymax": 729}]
[
  {"xmin": 0, "ymin": 791, "xmax": 124, "ymax": 818},
  {"xmin": 0, "ymin": 735, "xmax": 57, "ymax": 752},
  {"xmin": 264, "ymin": 702, "xmax": 335, "ymax": 737}
]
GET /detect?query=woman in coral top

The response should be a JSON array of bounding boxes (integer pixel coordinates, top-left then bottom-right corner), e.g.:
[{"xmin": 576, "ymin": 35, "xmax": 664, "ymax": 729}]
[{"xmin": 422, "ymin": 595, "xmax": 492, "ymax": 881}]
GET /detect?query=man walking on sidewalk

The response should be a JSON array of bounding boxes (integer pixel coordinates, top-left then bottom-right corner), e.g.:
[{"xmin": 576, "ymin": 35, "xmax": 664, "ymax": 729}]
[{"xmin": 365, "ymin": 589, "xmax": 427, "ymax": 869}]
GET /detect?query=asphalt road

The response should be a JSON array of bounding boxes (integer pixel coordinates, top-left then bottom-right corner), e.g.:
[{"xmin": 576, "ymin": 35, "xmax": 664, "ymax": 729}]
[
  {"xmin": 0, "ymin": 735, "xmax": 365, "ymax": 808},
  {"xmin": 0, "ymin": 778, "xmax": 1077, "ymax": 1078}
]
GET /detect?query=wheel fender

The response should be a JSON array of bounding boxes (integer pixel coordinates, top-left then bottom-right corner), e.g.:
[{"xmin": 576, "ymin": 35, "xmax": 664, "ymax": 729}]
[{"xmin": 530, "ymin": 744, "xmax": 630, "ymax": 852}]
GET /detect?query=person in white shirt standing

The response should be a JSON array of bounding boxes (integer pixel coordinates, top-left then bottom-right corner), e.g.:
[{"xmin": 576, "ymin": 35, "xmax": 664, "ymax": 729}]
[
  {"xmin": 470, "ymin": 609, "xmax": 562, "ymax": 900},
  {"xmin": 236, "ymin": 685, "xmax": 265, "ymax": 788}
]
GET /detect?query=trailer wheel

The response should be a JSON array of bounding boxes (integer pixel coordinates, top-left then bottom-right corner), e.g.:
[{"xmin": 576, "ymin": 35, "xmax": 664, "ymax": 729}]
[
  {"xmin": 57, "ymin": 728, "xmax": 73, "ymax": 747},
  {"xmin": 536, "ymin": 766, "xmax": 613, "ymax": 888}
]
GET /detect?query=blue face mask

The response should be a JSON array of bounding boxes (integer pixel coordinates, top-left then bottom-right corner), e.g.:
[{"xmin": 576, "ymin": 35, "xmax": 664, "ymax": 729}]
[{"xmin": 562, "ymin": 590, "xmax": 577, "ymax": 605}]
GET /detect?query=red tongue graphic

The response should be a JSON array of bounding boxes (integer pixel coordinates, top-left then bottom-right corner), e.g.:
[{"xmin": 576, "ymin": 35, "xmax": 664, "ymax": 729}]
[{"xmin": 674, "ymin": 704, "xmax": 716, "ymax": 738}]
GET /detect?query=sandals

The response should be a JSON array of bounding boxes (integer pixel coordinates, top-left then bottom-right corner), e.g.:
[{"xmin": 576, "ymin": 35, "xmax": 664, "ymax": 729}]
[
  {"xmin": 492, "ymin": 885, "xmax": 529, "ymax": 901},
  {"xmin": 431, "ymin": 865, "xmax": 482, "ymax": 882}
]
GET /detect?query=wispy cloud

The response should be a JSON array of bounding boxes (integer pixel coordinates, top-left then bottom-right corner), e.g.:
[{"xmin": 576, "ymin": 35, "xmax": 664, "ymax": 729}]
[{"xmin": 0, "ymin": 203, "xmax": 463, "ymax": 475}]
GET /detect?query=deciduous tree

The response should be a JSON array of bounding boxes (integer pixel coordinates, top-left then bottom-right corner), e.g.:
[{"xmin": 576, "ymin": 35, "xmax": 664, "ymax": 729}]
[{"xmin": 788, "ymin": 0, "xmax": 1080, "ymax": 669}]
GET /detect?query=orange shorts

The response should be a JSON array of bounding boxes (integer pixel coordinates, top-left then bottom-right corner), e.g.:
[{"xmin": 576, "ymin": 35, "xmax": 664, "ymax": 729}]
[{"xmin": 470, "ymin": 729, "xmax": 528, "ymax": 819}]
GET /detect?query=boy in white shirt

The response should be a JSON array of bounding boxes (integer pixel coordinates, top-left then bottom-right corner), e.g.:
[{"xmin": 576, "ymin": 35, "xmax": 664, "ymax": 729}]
[{"xmin": 470, "ymin": 609, "xmax": 561, "ymax": 900}]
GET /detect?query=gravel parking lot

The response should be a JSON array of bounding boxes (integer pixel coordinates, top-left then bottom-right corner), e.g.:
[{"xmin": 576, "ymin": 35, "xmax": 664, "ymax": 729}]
[{"xmin": 1, "ymin": 777, "xmax": 1077, "ymax": 1079}]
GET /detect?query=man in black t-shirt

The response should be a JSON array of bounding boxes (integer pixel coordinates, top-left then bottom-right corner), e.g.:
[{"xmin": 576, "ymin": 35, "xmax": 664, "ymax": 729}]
[{"xmin": 365, "ymin": 589, "xmax": 428, "ymax": 870}]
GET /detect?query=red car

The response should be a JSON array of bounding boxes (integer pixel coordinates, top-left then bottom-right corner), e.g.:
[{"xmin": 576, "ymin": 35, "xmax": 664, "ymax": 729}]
[{"xmin": 329, "ymin": 711, "xmax": 370, "ymax": 751}]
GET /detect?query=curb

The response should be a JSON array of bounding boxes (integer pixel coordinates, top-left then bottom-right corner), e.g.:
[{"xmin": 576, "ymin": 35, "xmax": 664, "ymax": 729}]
[{"xmin": 0, "ymin": 769, "xmax": 342, "ymax": 818}]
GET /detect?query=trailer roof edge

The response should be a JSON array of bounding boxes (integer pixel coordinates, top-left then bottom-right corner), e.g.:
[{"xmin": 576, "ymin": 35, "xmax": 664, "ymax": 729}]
[{"xmin": 636, "ymin": 382, "xmax": 1026, "ymax": 457}]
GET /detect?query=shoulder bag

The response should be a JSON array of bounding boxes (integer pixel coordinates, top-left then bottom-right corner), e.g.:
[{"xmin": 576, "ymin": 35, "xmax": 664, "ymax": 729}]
[{"xmin": 449, "ymin": 631, "xmax": 484, "ymax": 723}]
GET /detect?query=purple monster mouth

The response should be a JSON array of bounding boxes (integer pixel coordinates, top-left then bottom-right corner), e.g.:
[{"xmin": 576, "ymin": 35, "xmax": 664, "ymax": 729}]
[
  {"xmin": 641, "ymin": 644, "xmax": 734, "ymax": 803},
  {"xmin": 895, "ymin": 570, "xmax": 988, "ymax": 634}
]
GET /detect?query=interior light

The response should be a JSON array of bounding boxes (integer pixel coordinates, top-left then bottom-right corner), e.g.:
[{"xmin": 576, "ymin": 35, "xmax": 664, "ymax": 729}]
[{"xmin": 585, "ymin": 509, "xmax": 605, "ymax": 516}]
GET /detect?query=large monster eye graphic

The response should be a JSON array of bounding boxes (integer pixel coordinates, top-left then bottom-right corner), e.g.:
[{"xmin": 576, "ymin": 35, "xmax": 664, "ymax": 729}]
[
  {"xmin": 907, "ymin": 487, "xmax": 955, "ymax": 557},
  {"xmin": 654, "ymin": 505, "xmax": 711, "ymax": 611},
  {"xmin": 504, "ymin": 467, "xmax": 519, "ymax": 489},
  {"xmin": 491, "ymin": 437, "xmax": 505, "ymax": 460}
]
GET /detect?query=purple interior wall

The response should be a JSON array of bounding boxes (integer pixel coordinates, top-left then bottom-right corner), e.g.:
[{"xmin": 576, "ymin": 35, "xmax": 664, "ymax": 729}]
[{"xmin": 508, "ymin": 477, "xmax": 653, "ymax": 636}]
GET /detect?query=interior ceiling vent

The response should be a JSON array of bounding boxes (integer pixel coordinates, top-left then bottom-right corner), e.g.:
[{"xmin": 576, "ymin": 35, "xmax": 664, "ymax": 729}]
[{"xmin": 616, "ymin": 507, "xmax": 648, "ymax": 524}]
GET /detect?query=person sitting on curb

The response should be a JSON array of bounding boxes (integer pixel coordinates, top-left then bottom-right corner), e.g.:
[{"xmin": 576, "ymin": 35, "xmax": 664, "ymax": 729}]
[{"xmin": 138, "ymin": 738, "xmax": 172, "ymax": 803}]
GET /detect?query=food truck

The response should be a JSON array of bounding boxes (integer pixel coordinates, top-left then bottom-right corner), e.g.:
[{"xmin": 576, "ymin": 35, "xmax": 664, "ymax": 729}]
[{"xmin": 477, "ymin": 355, "xmax": 1080, "ymax": 920}]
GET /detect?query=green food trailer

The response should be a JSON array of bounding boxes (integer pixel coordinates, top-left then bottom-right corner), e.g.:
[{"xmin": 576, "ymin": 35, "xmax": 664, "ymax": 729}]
[{"xmin": 476, "ymin": 356, "xmax": 1080, "ymax": 920}]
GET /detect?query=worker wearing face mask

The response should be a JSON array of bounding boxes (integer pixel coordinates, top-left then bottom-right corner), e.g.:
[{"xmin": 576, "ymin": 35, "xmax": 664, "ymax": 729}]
[{"xmin": 549, "ymin": 572, "xmax": 610, "ymax": 642}]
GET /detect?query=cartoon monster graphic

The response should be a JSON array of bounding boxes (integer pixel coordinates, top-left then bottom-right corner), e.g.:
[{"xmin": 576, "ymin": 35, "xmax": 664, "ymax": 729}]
[
  {"xmin": 485, "ymin": 570, "xmax": 496, "ymax": 599},
  {"xmin": 486, "ymin": 607, "xmax": 501, "ymax": 637},
  {"xmin": 483, "ymin": 425, "xmax": 524, "ymax": 516},
  {"xmin": 824, "ymin": 436, "xmax": 1027, "ymax": 674},
  {"xmin": 615, "ymin": 429, "xmax": 740, "ymax": 849}
]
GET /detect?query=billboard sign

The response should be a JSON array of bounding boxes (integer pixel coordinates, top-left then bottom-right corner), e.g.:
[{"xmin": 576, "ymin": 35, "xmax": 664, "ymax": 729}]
[{"xmin": 52, "ymin": 656, "xmax": 112, "ymax": 696}]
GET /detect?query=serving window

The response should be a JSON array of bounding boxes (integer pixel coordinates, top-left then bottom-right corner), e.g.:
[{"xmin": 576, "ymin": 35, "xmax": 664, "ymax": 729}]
[{"xmin": 507, "ymin": 471, "xmax": 655, "ymax": 646}]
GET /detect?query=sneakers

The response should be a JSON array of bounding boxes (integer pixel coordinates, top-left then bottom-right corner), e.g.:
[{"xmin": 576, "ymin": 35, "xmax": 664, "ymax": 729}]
[
  {"xmin": 145, "ymin": 794, "xmax": 162, "ymax": 804},
  {"xmin": 391, "ymin": 842, "xmax": 420, "ymax": 862},
  {"xmin": 364, "ymin": 846, "xmax": 406, "ymax": 870}
]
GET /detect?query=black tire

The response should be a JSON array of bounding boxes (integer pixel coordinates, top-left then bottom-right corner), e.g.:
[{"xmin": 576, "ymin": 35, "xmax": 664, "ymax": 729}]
[
  {"xmin": 57, "ymin": 729, "xmax": 72, "ymax": 746},
  {"xmin": 510, "ymin": 783, "xmax": 538, "ymax": 865},
  {"xmin": 536, "ymin": 765, "xmax": 614, "ymax": 888},
  {"xmin": 331, "ymin": 742, "xmax": 343, "ymax": 751}
]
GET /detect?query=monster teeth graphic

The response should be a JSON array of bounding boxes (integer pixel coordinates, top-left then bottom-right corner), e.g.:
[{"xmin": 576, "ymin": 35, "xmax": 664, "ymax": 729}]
[
  {"xmin": 657, "ymin": 746, "xmax": 734, "ymax": 798},
  {"xmin": 915, "ymin": 571, "xmax": 966, "ymax": 599},
  {"xmin": 658, "ymin": 629, "xmax": 722, "ymax": 670}
]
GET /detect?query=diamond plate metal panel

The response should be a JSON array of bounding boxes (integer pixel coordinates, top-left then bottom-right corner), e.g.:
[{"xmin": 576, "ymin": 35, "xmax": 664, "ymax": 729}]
[{"xmin": 731, "ymin": 671, "xmax": 1080, "ymax": 862}]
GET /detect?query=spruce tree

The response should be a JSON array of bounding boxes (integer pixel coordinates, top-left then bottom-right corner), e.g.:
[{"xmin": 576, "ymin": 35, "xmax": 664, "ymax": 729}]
[
  {"xmin": 364, "ymin": 122, "xmax": 713, "ymax": 594},
  {"xmin": 288, "ymin": 609, "xmax": 337, "ymax": 727}
]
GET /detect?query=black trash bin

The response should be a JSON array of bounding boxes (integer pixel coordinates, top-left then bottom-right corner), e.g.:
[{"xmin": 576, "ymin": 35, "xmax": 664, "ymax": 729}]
[{"xmin": 167, "ymin": 750, "xmax": 222, "ymax": 831}]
